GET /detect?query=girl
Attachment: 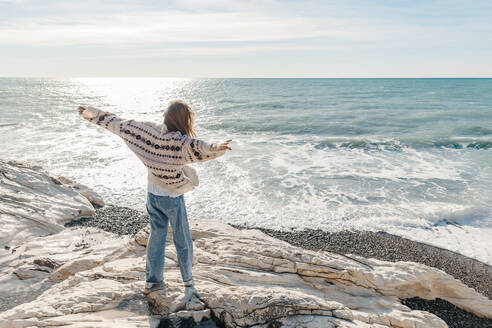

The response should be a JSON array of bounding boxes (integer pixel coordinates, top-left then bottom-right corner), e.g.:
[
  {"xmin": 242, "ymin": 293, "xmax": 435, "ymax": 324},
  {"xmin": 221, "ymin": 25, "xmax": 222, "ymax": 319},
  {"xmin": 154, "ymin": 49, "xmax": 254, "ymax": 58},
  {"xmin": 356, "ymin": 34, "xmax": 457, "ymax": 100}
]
[{"xmin": 78, "ymin": 100, "xmax": 232, "ymax": 300}]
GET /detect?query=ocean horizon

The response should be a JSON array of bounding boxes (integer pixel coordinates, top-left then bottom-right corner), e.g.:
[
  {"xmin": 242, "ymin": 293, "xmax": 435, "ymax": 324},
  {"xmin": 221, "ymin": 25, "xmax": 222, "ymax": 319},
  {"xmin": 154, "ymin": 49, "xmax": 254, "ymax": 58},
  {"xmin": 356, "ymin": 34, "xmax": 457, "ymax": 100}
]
[{"xmin": 1, "ymin": 77, "xmax": 491, "ymax": 264}]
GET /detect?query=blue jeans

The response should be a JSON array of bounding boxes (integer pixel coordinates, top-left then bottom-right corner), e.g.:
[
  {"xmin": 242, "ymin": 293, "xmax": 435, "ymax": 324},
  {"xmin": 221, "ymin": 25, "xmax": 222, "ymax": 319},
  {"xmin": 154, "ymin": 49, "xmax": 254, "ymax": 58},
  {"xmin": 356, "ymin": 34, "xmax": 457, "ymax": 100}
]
[{"xmin": 145, "ymin": 192, "xmax": 193, "ymax": 285}]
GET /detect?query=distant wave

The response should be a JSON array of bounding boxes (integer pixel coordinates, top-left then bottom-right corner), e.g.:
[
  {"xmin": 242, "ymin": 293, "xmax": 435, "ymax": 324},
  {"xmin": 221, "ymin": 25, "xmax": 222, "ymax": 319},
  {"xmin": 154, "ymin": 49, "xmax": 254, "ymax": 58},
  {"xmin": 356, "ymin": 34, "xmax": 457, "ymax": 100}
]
[
  {"xmin": 453, "ymin": 126, "xmax": 492, "ymax": 136},
  {"xmin": 206, "ymin": 122, "xmax": 371, "ymax": 136},
  {"xmin": 314, "ymin": 138, "xmax": 492, "ymax": 150}
]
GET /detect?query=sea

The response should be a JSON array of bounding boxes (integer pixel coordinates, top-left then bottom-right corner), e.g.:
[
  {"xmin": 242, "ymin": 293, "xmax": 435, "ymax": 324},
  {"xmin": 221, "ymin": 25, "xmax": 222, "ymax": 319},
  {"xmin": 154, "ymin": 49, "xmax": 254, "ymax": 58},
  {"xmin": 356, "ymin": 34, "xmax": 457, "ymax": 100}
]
[{"xmin": 1, "ymin": 78, "xmax": 491, "ymax": 264}]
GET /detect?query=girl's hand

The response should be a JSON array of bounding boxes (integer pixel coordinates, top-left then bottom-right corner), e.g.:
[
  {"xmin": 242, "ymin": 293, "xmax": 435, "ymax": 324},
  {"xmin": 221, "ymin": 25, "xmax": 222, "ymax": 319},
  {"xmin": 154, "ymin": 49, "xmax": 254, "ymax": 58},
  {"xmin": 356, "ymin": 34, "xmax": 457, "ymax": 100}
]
[
  {"xmin": 78, "ymin": 106, "xmax": 86, "ymax": 114},
  {"xmin": 218, "ymin": 139, "xmax": 232, "ymax": 151}
]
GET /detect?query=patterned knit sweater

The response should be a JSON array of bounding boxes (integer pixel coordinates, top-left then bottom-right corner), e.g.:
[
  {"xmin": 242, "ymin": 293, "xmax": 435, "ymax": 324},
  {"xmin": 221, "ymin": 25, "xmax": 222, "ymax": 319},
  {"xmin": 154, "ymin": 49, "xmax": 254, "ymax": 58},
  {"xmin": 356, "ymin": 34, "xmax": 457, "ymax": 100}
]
[{"xmin": 79, "ymin": 106, "xmax": 227, "ymax": 196}]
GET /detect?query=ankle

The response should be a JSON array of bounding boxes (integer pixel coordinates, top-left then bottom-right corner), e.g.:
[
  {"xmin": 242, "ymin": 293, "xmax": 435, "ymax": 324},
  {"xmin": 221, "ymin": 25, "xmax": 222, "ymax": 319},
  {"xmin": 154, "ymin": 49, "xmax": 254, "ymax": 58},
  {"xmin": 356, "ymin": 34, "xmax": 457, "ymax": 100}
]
[{"xmin": 183, "ymin": 279, "xmax": 194, "ymax": 287}]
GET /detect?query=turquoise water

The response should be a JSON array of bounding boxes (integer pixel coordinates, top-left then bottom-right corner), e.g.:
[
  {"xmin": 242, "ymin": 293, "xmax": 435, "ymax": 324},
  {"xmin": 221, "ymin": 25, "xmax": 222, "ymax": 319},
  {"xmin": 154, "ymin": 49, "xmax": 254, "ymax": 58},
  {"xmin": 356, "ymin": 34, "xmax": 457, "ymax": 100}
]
[{"xmin": 1, "ymin": 78, "xmax": 491, "ymax": 262}]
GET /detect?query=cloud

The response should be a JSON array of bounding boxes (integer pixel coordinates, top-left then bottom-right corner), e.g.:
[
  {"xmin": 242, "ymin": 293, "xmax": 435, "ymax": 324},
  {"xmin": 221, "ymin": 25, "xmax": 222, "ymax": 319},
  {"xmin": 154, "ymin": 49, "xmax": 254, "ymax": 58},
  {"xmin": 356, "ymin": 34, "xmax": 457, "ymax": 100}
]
[
  {"xmin": 0, "ymin": 10, "xmax": 371, "ymax": 47},
  {"xmin": 1, "ymin": 0, "xmax": 491, "ymax": 77}
]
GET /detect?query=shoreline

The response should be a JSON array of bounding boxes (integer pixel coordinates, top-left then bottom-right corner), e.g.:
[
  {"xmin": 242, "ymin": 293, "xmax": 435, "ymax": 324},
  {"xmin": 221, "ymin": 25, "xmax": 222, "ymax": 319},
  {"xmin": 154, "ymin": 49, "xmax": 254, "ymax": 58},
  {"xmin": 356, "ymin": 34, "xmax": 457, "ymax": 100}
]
[{"xmin": 61, "ymin": 204, "xmax": 492, "ymax": 328}]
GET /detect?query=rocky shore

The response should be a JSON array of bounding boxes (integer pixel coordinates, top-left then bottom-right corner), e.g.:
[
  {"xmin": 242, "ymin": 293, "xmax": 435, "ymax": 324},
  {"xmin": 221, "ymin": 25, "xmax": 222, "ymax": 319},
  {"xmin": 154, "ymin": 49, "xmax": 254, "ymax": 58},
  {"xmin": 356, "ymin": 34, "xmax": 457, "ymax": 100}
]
[
  {"xmin": 1, "ymin": 159, "xmax": 492, "ymax": 328},
  {"xmin": 240, "ymin": 227, "xmax": 492, "ymax": 328},
  {"xmin": 64, "ymin": 207, "xmax": 492, "ymax": 328}
]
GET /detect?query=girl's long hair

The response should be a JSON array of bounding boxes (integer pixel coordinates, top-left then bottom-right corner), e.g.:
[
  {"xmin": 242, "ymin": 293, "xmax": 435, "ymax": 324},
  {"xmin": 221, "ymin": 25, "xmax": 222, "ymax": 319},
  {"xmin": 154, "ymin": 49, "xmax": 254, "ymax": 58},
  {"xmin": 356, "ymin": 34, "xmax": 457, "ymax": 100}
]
[{"xmin": 163, "ymin": 100, "xmax": 197, "ymax": 138}]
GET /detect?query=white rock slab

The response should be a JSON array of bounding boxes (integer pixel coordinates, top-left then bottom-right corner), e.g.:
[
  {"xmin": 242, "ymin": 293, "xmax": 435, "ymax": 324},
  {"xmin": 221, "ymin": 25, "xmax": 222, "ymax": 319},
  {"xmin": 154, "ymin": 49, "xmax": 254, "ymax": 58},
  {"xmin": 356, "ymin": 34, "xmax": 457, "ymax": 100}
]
[
  {"xmin": 4, "ymin": 220, "xmax": 492, "ymax": 327},
  {"xmin": 0, "ymin": 160, "xmax": 95, "ymax": 247},
  {"xmin": 58, "ymin": 175, "xmax": 105, "ymax": 208},
  {"xmin": 188, "ymin": 222, "xmax": 492, "ymax": 321}
]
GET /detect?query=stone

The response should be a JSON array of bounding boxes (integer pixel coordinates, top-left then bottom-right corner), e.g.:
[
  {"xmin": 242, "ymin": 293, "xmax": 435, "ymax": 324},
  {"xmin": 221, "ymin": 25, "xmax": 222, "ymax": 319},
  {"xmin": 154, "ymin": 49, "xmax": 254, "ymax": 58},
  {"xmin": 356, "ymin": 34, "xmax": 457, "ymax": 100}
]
[
  {"xmin": 134, "ymin": 224, "xmax": 151, "ymax": 247},
  {"xmin": 0, "ymin": 160, "xmax": 95, "ymax": 247},
  {"xmin": 58, "ymin": 175, "xmax": 105, "ymax": 208}
]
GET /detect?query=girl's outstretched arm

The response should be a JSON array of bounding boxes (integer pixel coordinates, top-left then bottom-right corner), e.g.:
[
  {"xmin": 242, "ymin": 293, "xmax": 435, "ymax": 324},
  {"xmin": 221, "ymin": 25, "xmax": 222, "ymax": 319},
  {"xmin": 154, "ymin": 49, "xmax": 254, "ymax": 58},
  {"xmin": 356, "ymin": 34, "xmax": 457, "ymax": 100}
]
[
  {"xmin": 78, "ymin": 105, "xmax": 132, "ymax": 137},
  {"xmin": 180, "ymin": 135, "xmax": 232, "ymax": 163}
]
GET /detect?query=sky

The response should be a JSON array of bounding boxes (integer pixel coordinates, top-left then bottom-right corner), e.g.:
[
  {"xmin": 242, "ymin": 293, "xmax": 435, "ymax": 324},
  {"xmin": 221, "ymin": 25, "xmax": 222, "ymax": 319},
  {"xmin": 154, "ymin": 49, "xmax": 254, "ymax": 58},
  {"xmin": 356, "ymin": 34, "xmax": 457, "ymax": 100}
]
[{"xmin": 0, "ymin": 0, "xmax": 491, "ymax": 78}]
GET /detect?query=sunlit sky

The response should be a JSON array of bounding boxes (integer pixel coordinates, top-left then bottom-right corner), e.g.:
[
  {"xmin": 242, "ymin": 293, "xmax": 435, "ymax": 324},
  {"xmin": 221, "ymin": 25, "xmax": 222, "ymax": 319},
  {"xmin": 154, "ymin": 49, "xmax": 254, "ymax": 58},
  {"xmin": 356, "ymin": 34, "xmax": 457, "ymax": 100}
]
[{"xmin": 1, "ymin": 0, "xmax": 491, "ymax": 78}]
